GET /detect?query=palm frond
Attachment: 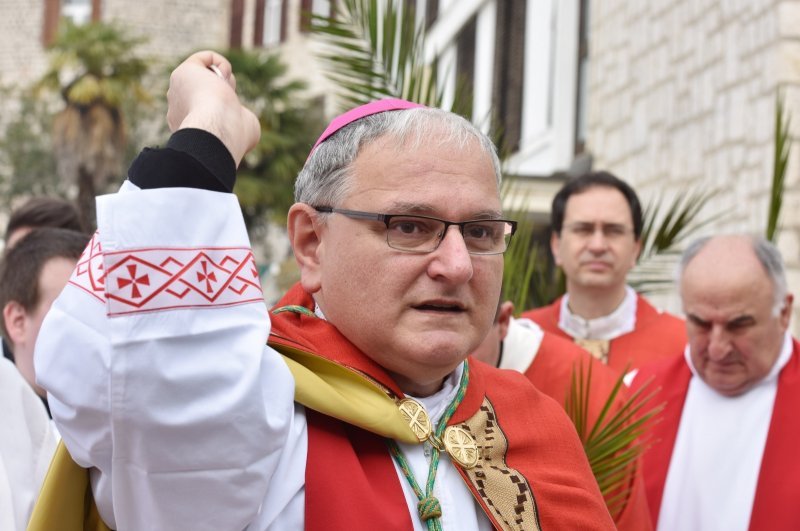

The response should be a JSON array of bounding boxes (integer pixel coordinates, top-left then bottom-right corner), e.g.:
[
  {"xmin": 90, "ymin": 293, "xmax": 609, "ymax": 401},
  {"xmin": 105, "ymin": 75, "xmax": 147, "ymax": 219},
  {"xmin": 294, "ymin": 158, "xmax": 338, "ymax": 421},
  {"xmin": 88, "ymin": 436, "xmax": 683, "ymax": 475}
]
[
  {"xmin": 630, "ymin": 187, "xmax": 721, "ymax": 294},
  {"xmin": 564, "ymin": 362, "xmax": 663, "ymax": 519},
  {"xmin": 767, "ymin": 90, "xmax": 791, "ymax": 242},
  {"xmin": 500, "ymin": 177, "xmax": 565, "ymax": 310},
  {"xmin": 310, "ymin": 0, "xmax": 458, "ymax": 110}
]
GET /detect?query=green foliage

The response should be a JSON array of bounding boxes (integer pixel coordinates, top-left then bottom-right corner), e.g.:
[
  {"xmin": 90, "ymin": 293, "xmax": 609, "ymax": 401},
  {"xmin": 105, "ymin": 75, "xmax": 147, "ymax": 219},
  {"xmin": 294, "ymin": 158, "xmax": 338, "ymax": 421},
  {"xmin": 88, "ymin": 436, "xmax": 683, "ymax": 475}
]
[
  {"xmin": 500, "ymin": 177, "xmax": 564, "ymax": 311},
  {"xmin": 564, "ymin": 362, "xmax": 662, "ymax": 518},
  {"xmin": 36, "ymin": 19, "xmax": 150, "ymax": 107},
  {"xmin": 30, "ymin": 19, "xmax": 152, "ymax": 230},
  {"xmin": 310, "ymin": 0, "xmax": 470, "ymax": 116},
  {"xmin": 0, "ymin": 89, "xmax": 62, "ymax": 204},
  {"xmin": 222, "ymin": 48, "xmax": 325, "ymax": 231},
  {"xmin": 629, "ymin": 188, "xmax": 720, "ymax": 294},
  {"xmin": 767, "ymin": 91, "xmax": 791, "ymax": 243}
]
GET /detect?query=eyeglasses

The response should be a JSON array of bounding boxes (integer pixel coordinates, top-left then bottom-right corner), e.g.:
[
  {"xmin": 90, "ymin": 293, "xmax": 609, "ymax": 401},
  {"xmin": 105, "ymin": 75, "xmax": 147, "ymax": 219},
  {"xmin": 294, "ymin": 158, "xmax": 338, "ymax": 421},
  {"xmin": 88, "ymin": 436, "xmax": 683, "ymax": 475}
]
[
  {"xmin": 313, "ymin": 206, "xmax": 517, "ymax": 255},
  {"xmin": 562, "ymin": 222, "xmax": 634, "ymax": 240}
]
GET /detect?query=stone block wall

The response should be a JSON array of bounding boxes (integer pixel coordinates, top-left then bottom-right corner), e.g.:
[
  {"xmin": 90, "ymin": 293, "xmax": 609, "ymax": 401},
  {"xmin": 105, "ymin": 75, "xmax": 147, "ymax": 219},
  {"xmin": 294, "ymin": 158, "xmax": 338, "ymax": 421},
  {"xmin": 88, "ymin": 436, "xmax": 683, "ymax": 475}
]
[{"xmin": 587, "ymin": 0, "xmax": 800, "ymax": 327}]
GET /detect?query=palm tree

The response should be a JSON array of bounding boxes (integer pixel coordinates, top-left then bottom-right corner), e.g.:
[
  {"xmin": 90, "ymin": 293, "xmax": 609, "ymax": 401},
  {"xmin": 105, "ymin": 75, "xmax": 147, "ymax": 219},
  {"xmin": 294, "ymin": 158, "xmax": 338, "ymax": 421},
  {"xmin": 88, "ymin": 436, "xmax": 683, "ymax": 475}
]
[{"xmin": 35, "ymin": 19, "xmax": 150, "ymax": 230}]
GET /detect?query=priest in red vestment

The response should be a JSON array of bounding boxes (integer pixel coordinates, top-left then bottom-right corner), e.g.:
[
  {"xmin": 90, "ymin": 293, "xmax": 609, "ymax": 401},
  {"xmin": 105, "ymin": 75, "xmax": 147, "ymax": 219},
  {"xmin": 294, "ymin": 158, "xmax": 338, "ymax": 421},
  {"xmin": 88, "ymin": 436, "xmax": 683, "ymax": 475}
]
[
  {"xmin": 521, "ymin": 172, "xmax": 685, "ymax": 374},
  {"xmin": 473, "ymin": 300, "xmax": 653, "ymax": 531},
  {"xmin": 29, "ymin": 51, "xmax": 615, "ymax": 530},
  {"xmin": 632, "ymin": 234, "xmax": 800, "ymax": 530}
]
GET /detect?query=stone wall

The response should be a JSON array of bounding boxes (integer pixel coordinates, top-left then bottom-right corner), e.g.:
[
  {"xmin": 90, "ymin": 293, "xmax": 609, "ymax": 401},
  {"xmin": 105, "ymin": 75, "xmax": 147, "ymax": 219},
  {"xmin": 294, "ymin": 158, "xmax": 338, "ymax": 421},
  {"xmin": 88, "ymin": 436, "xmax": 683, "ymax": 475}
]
[
  {"xmin": 587, "ymin": 0, "xmax": 800, "ymax": 326},
  {"xmin": 0, "ymin": 2, "xmax": 49, "ymax": 89}
]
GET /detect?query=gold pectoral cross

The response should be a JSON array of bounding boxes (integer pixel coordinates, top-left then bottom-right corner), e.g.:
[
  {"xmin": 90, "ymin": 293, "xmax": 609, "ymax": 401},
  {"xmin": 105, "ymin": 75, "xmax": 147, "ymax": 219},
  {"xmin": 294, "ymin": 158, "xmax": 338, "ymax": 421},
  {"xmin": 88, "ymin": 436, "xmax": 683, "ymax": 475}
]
[{"xmin": 574, "ymin": 338, "xmax": 611, "ymax": 364}]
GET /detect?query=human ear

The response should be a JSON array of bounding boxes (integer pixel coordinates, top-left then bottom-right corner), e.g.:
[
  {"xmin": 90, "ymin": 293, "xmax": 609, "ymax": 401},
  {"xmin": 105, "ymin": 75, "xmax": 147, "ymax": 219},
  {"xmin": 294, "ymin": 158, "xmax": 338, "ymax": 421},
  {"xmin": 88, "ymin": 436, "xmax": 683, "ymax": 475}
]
[
  {"xmin": 496, "ymin": 301, "xmax": 515, "ymax": 341},
  {"xmin": 287, "ymin": 203, "xmax": 324, "ymax": 293},
  {"xmin": 550, "ymin": 232, "xmax": 563, "ymax": 266},
  {"xmin": 3, "ymin": 301, "xmax": 26, "ymax": 347},
  {"xmin": 779, "ymin": 293, "xmax": 794, "ymax": 329}
]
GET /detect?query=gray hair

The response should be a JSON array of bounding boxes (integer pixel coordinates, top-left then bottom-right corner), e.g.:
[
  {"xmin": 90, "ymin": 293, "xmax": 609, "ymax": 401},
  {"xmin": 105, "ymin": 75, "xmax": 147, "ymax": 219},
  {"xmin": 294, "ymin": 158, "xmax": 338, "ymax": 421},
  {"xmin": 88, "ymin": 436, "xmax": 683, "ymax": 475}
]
[
  {"xmin": 294, "ymin": 107, "xmax": 503, "ymax": 207},
  {"xmin": 679, "ymin": 235, "xmax": 789, "ymax": 315}
]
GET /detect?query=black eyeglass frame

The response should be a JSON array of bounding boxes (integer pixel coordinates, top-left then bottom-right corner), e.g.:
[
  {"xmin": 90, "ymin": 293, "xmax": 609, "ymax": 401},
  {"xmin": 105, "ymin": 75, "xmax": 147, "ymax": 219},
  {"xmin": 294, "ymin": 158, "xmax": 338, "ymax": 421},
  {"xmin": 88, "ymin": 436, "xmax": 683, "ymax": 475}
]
[{"xmin": 313, "ymin": 206, "xmax": 518, "ymax": 255}]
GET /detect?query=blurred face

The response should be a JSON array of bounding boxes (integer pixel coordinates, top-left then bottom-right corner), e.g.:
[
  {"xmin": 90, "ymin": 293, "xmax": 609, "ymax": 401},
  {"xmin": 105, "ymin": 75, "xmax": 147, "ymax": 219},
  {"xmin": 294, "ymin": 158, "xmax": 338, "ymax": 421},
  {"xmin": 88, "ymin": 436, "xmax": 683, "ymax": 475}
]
[
  {"xmin": 11, "ymin": 257, "xmax": 75, "ymax": 397},
  {"xmin": 682, "ymin": 237, "xmax": 792, "ymax": 397},
  {"xmin": 551, "ymin": 186, "xmax": 641, "ymax": 293},
  {"xmin": 306, "ymin": 133, "xmax": 504, "ymax": 396}
]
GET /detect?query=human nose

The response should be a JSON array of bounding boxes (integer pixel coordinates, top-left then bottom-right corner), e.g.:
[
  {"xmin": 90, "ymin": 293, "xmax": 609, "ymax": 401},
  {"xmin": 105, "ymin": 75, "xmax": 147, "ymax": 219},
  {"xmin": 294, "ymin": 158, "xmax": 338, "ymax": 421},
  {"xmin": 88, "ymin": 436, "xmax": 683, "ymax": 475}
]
[
  {"xmin": 707, "ymin": 326, "xmax": 731, "ymax": 361},
  {"xmin": 586, "ymin": 226, "xmax": 608, "ymax": 252},
  {"xmin": 427, "ymin": 225, "xmax": 474, "ymax": 283}
]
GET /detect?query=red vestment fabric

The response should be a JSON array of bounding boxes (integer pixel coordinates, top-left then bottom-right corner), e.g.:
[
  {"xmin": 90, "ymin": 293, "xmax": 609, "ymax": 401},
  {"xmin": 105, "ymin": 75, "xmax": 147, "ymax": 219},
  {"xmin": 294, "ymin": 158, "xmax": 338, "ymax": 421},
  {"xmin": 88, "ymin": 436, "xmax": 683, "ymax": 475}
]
[
  {"xmin": 523, "ymin": 331, "xmax": 653, "ymax": 531},
  {"xmin": 270, "ymin": 284, "xmax": 615, "ymax": 530},
  {"xmin": 522, "ymin": 295, "xmax": 686, "ymax": 374},
  {"xmin": 632, "ymin": 341, "xmax": 800, "ymax": 530}
]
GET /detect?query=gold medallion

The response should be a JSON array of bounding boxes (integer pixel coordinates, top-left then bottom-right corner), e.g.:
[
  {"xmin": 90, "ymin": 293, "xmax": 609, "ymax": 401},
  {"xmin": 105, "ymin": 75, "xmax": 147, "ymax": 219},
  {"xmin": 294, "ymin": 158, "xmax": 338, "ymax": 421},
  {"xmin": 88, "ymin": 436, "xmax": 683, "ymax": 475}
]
[
  {"xmin": 443, "ymin": 426, "xmax": 479, "ymax": 468},
  {"xmin": 398, "ymin": 398, "xmax": 432, "ymax": 442}
]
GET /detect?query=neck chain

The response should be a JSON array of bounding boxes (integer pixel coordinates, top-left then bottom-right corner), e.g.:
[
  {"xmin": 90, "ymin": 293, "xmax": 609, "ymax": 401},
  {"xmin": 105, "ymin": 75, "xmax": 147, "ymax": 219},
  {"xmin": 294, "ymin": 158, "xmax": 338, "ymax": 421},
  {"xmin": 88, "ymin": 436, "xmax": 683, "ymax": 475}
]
[{"xmin": 386, "ymin": 362, "xmax": 470, "ymax": 531}]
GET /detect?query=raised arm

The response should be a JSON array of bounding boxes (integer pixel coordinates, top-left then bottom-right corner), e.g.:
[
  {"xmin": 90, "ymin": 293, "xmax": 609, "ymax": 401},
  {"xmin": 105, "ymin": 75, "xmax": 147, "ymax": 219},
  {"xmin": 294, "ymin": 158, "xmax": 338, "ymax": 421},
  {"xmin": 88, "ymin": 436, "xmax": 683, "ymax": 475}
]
[{"xmin": 34, "ymin": 51, "xmax": 295, "ymax": 530}]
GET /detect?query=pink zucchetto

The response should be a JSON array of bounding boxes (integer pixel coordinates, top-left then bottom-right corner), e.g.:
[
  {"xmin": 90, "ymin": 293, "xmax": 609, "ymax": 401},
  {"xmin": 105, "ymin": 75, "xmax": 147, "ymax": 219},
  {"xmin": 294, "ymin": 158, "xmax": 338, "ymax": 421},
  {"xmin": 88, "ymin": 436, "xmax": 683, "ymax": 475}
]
[{"xmin": 309, "ymin": 98, "xmax": 426, "ymax": 157}]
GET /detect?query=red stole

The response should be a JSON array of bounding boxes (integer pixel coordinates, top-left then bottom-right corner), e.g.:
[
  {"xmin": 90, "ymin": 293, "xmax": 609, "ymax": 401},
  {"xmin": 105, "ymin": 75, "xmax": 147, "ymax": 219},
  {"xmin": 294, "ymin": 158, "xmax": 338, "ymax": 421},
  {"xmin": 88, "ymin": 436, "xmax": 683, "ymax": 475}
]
[
  {"xmin": 633, "ymin": 342, "xmax": 800, "ymax": 530},
  {"xmin": 522, "ymin": 295, "xmax": 686, "ymax": 374},
  {"xmin": 270, "ymin": 284, "xmax": 615, "ymax": 530}
]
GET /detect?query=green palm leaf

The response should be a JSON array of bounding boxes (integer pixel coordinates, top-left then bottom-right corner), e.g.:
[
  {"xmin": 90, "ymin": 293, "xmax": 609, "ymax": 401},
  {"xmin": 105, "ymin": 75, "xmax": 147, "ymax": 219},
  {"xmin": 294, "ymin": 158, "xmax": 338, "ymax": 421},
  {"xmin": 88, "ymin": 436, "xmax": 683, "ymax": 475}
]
[
  {"xmin": 310, "ymin": 0, "xmax": 460, "ymax": 111},
  {"xmin": 767, "ymin": 90, "xmax": 791, "ymax": 242},
  {"xmin": 564, "ymin": 362, "xmax": 663, "ymax": 518}
]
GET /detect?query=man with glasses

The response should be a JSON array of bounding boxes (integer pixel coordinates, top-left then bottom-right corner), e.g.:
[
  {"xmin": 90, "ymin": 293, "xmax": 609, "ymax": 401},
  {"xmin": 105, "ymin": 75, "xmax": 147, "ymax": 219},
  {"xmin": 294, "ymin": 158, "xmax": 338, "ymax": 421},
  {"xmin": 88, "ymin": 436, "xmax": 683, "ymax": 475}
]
[
  {"xmin": 523, "ymin": 172, "xmax": 685, "ymax": 374},
  {"xmin": 31, "ymin": 51, "xmax": 614, "ymax": 530}
]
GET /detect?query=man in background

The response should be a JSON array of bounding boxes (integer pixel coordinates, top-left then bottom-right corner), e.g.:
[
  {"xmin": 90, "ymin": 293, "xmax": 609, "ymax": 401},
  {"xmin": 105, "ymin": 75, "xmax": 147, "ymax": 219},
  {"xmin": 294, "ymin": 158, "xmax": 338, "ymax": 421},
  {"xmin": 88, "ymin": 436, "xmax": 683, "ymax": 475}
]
[
  {"xmin": 633, "ymin": 235, "xmax": 800, "ymax": 530},
  {"xmin": 523, "ymin": 172, "xmax": 685, "ymax": 374},
  {"xmin": 4, "ymin": 197, "xmax": 84, "ymax": 250},
  {"xmin": 0, "ymin": 226, "xmax": 86, "ymax": 528},
  {"xmin": 0, "ymin": 228, "xmax": 89, "ymax": 403},
  {"xmin": 2, "ymin": 197, "xmax": 85, "ymax": 362}
]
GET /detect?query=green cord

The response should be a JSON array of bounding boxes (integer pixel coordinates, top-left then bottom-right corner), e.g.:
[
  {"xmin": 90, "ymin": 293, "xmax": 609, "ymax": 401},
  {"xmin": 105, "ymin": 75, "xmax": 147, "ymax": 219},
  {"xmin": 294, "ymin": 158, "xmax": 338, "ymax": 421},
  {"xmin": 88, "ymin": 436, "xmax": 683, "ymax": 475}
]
[{"xmin": 387, "ymin": 361, "xmax": 470, "ymax": 530}]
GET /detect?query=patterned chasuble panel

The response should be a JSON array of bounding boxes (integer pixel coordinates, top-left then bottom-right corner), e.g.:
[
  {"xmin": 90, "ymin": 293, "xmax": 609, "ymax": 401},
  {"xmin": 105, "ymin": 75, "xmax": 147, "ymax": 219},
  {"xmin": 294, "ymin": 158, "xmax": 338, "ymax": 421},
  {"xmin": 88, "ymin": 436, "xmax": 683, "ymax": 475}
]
[{"xmin": 459, "ymin": 399, "xmax": 541, "ymax": 531}]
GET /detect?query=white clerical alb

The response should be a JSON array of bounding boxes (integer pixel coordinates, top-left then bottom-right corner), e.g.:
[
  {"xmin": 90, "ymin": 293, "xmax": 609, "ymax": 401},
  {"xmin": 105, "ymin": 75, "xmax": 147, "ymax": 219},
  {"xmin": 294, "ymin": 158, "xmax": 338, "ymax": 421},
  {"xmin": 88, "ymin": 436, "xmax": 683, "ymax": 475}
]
[{"xmin": 657, "ymin": 333, "xmax": 793, "ymax": 531}]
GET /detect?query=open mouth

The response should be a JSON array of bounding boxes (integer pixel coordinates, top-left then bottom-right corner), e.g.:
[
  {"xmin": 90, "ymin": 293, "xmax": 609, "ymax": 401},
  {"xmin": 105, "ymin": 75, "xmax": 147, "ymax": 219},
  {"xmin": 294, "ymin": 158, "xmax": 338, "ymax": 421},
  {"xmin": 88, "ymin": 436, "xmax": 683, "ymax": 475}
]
[{"xmin": 414, "ymin": 303, "xmax": 466, "ymax": 313}]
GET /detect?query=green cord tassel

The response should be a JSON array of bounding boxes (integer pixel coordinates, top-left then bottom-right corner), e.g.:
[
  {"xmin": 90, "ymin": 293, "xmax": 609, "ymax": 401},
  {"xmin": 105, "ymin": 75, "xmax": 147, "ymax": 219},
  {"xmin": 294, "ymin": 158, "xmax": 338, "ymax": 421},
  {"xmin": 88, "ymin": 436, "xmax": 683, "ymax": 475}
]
[{"xmin": 387, "ymin": 362, "xmax": 470, "ymax": 530}]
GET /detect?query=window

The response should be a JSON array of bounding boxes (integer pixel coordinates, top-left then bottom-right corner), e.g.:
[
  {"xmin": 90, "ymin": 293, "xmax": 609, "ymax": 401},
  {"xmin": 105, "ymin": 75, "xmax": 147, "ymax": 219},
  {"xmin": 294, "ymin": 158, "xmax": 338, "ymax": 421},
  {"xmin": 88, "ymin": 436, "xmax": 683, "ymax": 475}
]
[
  {"xmin": 62, "ymin": 0, "xmax": 92, "ymax": 25},
  {"xmin": 574, "ymin": 0, "xmax": 589, "ymax": 154},
  {"xmin": 492, "ymin": 0, "xmax": 526, "ymax": 153}
]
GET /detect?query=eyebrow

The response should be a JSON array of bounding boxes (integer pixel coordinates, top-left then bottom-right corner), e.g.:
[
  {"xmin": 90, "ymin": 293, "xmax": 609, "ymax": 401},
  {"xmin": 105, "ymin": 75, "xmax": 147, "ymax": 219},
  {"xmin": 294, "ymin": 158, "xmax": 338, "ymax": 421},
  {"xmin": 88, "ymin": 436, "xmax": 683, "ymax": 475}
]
[
  {"xmin": 384, "ymin": 201, "xmax": 503, "ymax": 219},
  {"xmin": 686, "ymin": 313, "xmax": 757, "ymax": 329}
]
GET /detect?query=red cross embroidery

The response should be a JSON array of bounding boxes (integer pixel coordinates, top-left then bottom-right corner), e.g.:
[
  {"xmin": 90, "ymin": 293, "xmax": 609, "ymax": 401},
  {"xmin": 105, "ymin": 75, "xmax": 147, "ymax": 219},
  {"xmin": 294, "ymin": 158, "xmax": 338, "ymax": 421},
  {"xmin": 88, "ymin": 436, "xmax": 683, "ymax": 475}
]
[
  {"xmin": 117, "ymin": 264, "xmax": 150, "ymax": 299},
  {"xmin": 196, "ymin": 261, "xmax": 217, "ymax": 293}
]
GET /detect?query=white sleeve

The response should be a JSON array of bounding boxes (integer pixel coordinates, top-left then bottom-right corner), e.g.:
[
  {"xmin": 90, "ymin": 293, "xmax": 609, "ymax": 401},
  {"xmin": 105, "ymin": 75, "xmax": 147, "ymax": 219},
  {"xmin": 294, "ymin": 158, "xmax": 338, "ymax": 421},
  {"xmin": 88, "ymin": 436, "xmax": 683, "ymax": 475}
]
[{"xmin": 35, "ymin": 182, "xmax": 296, "ymax": 531}]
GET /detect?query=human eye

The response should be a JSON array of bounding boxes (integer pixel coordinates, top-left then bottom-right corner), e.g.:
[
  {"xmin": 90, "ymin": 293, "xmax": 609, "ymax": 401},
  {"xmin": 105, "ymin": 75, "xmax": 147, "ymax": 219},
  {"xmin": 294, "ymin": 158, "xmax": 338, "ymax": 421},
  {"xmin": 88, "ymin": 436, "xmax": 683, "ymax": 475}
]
[
  {"xmin": 604, "ymin": 224, "xmax": 628, "ymax": 237},
  {"xmin": 570, "ymin": 223, "xmax": 593, "ymax": 236},
  {"xmin": 464, "ymin": 222, "xmax": 499, "ymax": 241},
  {"xmin": 726, "ymin": 316, "xmax": 756, "ymax": 333},
  {"xmin": 388, "ymin": 217, "xmax": 435, "ymax": 235}
]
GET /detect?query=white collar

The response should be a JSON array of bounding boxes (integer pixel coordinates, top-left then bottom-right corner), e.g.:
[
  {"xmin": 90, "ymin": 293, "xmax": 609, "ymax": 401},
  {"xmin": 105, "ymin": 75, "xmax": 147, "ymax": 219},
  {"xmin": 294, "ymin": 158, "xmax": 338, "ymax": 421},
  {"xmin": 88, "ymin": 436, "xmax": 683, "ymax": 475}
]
[
  {"xmin": 559, "ymin": 286, "xmax": 637, "ymax": 340},
  {"xmin": 684, "ymin": 331, "xmax": 793, "ymax": 392}
]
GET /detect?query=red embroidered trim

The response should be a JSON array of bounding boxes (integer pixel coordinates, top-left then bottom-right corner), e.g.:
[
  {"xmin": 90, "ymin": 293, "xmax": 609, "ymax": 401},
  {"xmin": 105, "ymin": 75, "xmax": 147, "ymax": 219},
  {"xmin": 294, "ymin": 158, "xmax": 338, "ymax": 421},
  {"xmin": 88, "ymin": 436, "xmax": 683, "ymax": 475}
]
[
  {"xmin": 69, "ymin": 233, "xmax": 264, "ymax": 315},
  {"xmin": 68, "ymin": 232, "xmax": 106, "ymax": 303},
  {"xmin": 104, "ymin": 247, "xmax": 263, "ymax": 315}
]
